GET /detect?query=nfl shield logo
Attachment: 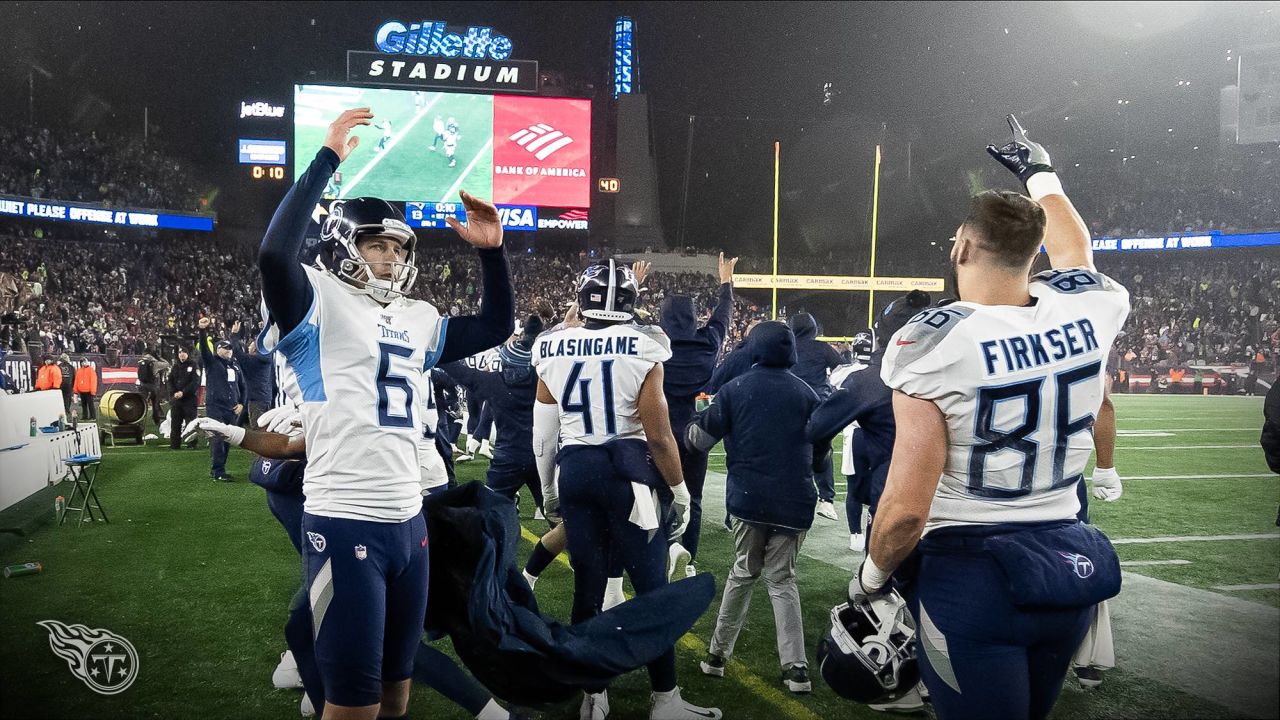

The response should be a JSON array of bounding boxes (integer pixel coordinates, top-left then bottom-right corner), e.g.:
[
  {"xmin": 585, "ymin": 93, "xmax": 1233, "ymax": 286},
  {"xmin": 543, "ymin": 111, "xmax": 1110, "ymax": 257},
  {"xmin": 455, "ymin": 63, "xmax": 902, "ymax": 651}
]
[{"xmin": 355, "ymin": 545, "xmax": 367, "ymax": 560}]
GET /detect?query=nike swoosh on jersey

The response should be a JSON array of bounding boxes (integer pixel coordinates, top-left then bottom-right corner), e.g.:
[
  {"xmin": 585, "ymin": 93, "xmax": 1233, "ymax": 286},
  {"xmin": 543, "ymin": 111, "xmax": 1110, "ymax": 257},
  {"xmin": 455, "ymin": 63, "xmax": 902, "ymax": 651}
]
[{"xmin": 895, "ymin": 339, "xmax": 916, "ymax": 346}]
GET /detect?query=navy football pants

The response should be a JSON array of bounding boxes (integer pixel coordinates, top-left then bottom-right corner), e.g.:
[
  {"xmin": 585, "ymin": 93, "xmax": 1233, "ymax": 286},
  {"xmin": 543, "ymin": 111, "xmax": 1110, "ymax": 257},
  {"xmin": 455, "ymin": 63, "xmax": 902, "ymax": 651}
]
[
  {"xmin": 302, "ymin": 512, "xmax": 429, "ymax": 707},
  {"xmin": 559, "ymin": 448, "xmax": 678, "ymax": 693},
  {"xmin": 486, "ymin": 458, "xmax": 544, "ymax": 508},
  {"xmin": 905, "ymin": 542, "xmax": 1091, "ymax": 720}
]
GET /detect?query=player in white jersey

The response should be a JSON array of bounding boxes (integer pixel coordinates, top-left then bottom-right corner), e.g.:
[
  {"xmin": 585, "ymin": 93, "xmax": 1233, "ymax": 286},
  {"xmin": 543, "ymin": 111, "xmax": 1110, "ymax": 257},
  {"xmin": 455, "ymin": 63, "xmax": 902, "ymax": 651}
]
[
  {"xmin": 375, "ymin": 119, "xmax": 393, "ymax": 151},
  {"xmin": 531, "ymin": 261, "xmax": 721, "ymax": 720},
  {"xmin": 818, "ymin": 116, "xmax": 1130, "ymax": 720},
  {"xmin": 256, "ymin": 108, "xmax": 512, "ymax": 720}
]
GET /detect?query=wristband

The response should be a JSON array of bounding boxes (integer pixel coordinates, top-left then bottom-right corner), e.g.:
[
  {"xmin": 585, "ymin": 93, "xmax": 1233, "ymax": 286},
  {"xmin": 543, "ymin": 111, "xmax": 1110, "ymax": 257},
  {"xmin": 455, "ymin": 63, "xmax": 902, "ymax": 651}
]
[
  {"xmin": 1025, "ymin": 172, "xmax": 1064, "ymax": 201},
  {"xmin": 859, "ymin": 556, "xmax": 891, "ymax": 593},
  {"xmin": 227, "ymin": 425, "xmax": 246, "ymax": 447}
]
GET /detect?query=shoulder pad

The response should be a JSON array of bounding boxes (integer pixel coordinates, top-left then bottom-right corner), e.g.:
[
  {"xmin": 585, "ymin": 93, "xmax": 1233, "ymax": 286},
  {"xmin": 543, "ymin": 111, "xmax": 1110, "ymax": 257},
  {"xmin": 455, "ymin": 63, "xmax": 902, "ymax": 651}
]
[
  {"xmin": 888, "ymin": 305, "xmax": 976, "ymax": 367},
  {"xmin": 631, "ymin": 323, "xmax": 671, "ymax": 354},
  {"xmin": 1030, "ymin": 268, "xmax": 1123, "ymax": 295}
]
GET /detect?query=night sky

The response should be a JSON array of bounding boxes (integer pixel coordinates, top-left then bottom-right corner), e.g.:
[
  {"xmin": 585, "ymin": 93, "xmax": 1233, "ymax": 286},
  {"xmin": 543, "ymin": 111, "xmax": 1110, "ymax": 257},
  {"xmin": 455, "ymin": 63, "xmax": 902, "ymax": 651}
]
[{"xmin": 0, "ymin": 1, "xmax": 1273, "ymax": 267}]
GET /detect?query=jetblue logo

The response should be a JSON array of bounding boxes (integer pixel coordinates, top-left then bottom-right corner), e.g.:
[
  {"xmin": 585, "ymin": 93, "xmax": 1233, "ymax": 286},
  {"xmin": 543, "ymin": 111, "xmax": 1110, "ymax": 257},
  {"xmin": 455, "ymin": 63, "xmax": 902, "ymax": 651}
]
[
  {"xmin": 509, "ymin": 124, "xmax": 575, "ymax": 161},
  {"xmin": 240, "ymin": 101, "xmax": 285, "ymax": 119},
  {"xmin": 375, "ymin": 21, "xmax": 513, "ymax": 60},
  {"xmin": 1059, "ymin": 552, "xmax": 1094, "ymax": 579}
]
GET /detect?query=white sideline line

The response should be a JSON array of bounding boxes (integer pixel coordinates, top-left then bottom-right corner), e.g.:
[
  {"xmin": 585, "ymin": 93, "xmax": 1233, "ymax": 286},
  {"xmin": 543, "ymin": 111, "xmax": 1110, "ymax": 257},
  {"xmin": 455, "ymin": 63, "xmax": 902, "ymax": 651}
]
[
  {"xmin": 1120, "ymin": 444, "xmax": 1258, "ymax": 450},
  {"xmin": 443, "ymin": 136, "xmax": 495, "ymax": 202},
  {"xmin": 342, "ymin": 97, "xmax": 441, "ymax": 197},
  {"xmin": 1213, "ymin": 583, "xmax": 1280, "ymax": 592},
  {"xmin": 1120, "ymin": 427, "xmax": 1260, "ymax": 432},
  {"xmin": 1121, "ymin": 559, "xmax": 1192, "ymax": 566},
  {"xmin": 1112, "ymin": 533, "xmax": 1280, "ymax": 545},
  {"xmin": 1125, "ymin": 473, "xmax": 1274, "ymax": 480}
]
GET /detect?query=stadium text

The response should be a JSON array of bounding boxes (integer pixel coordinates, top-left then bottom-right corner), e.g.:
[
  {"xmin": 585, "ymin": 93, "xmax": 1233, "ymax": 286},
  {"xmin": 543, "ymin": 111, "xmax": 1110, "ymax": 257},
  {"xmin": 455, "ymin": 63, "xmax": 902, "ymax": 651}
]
[
  {"xmin": 347, "ymin": 51, "xmax": 538, "ymax": 93},
  {"xmin": 375, "ymin": 21, "xmax": 513, "ymax": 60}
]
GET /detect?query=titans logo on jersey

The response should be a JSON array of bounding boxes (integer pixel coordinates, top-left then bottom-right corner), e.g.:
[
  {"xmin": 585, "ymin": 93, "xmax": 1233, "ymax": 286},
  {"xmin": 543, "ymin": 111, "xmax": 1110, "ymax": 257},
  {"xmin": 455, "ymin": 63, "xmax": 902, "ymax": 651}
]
[
  {"xmin": 259, "ymin": 263, "xmax": 447, "ymax": 522},
  {"xmin": 881, "ymin": 267, "xmax": 1130, "ymax": 532},
  {"xmin": 532, "ymin": 323, "xmax": 671, "ymax": 446}
]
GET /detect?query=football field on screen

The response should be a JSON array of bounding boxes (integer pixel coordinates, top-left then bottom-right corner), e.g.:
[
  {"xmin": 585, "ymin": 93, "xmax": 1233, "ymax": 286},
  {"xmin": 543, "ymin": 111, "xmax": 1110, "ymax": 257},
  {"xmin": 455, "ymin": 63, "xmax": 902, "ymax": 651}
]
[
  {"xmin": 294, "ymin": 85, "xmax": 494, "ymax": 202},
  {"xmin": 0, "ymin": 394, "xmax": 1275, "ymax": 719}
]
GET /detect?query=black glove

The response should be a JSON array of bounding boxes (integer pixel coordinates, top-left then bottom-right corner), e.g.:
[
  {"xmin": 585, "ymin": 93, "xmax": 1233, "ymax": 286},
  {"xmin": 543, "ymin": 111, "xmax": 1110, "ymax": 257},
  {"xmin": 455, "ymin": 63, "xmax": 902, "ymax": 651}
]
[{"xmin": 985, "ymin": 114, "xmax": 1054, "ymax": 184}]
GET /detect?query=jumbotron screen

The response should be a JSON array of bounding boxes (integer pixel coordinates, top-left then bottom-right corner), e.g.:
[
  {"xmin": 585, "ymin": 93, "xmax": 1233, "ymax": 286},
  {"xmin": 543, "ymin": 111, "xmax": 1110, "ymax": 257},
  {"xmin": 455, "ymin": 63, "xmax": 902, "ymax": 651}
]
[{"xmin": 294, "ymin": 84, "xmax": 591, "ymax": 230}]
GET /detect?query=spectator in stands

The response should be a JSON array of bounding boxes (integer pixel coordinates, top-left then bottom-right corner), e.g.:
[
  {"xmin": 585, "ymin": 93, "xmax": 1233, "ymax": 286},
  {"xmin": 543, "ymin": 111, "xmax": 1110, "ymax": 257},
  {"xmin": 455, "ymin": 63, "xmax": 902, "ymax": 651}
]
[
  {"xmin": 168, "ymin": 346, "xmax": 199, "ymax": 451},
  {"xmin": 74, "ymin": 357, "xmax": 97, "ymax": 420},
  {"xmin": 35, "ymin": 354, "xmax": 61, "ymax": 393}
]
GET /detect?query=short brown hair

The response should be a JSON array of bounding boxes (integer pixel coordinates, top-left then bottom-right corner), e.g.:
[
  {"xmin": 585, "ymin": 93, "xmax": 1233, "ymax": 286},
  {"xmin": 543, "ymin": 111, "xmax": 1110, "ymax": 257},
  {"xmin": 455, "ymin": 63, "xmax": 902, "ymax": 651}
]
[{"xmin": 962, "ymin": 190, "xmax": 1046, "ymax": 268}]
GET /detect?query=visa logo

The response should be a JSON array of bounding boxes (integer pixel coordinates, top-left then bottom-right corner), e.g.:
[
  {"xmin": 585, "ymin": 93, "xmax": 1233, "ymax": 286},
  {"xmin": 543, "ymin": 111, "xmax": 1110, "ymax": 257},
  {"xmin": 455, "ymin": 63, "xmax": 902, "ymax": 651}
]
[{"xmin": 497, "ymin": 206, "xmax": 536, "ymax": 230}]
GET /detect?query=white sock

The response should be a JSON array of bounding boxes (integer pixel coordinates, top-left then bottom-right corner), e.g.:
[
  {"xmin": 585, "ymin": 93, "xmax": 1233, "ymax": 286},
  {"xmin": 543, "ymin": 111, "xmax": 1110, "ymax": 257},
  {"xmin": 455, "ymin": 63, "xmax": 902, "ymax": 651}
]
[
  {"xmin": 652, "ymin": 687, "xmax": 679, "ymax": 701},
  {"xmin": 476, "ymin": 698, "xmax": 509, "ymax": 720},
  {"xmin": 522, "ymin": 570, "xmax": 538, "ymax": 589},
  {"xmin": 606, "ymin": 576, "xmax": 624, "ymax": 596}
]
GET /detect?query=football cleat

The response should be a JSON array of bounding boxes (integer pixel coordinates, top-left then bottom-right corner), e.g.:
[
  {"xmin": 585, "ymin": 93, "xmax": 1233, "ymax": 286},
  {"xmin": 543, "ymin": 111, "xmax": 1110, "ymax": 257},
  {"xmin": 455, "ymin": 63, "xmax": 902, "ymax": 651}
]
[
  {"xmin": 850, "ymin": 533, "xmax": 866, "ymax": 552},
  {"xmin": 649, "ymin": 687, "xmax": 722, "ymax": 720},
  {"xmin": 783, "ymin": 664, "xmax": 812, "ymax": 694},
  {"xmin": 272, "ymin": 649, "xmax": 303, "ymax": 689},
  {"xmin": 817, "ymin": 501, "xmax": 839, "ymax": 521},
  {"xmin": 1074, "ymin": 665, "xmax": 1103, "ymax": 688},
  {"xmin": 478, "ymin": 440, "xmax": 494, "ymax": 460},
  {"xmin": 668, "ymin": 542, "xmax": 692, "ymax": 581},
  {"xmin": 700, "ymin": 652, "xmax": 725, "ymax": 677},
  {"xmin": 602, "ymin": 578, "xmax": 626, "ymax": 611},
  {"xmin": 300, "ymin": 692, "xmax": 315, "ymax": 717},
  {"xmin": 580, "ymin": 690, "xmax": 609, "ymax": 720},
  {"xmin": 817, "ymin": 588, "xmax": 920, "ymax": 704}
]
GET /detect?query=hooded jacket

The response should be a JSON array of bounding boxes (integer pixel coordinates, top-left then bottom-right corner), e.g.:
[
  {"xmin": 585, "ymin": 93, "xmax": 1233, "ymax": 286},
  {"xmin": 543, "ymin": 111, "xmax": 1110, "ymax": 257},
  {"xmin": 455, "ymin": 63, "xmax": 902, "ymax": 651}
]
[
  {"xmin": 787, "ymin": 313, "xmax": 844, "ymax": 393},
  {"xmin": 806, "ymin": 350, "xmax": 895, "ymax": 509},
  {"xmin": 659, "ymin": 283, "xmax": 733, "ymax": 431},
  {"xmin": 422, "ymin": 482, "xmax": 715, "ymax": 705},
  {"xmin": 687, "ymin": 322, "xmax": 825, "ymax": 531},
  {"xmin": 35, "ymin": 361, "xmax": 62, "ymax": 391}
]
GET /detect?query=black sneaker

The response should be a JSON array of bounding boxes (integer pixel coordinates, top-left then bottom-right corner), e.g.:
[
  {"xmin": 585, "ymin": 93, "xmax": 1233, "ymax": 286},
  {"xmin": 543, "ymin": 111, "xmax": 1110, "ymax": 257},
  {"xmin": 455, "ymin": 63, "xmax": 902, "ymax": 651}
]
[
  {"xmin": 213, "ymin": 474, "xmax": 234, "ymax": 483},
  {"xmin": 1074, "ymin": 665, "xmax": 1103, "ymax": 688},
  {"xmin": 782, "ymin": 664, "xmax": 812, "ymax": 693},
  {"xmin": 699, "ymin": 652, "xmax": 726, "ymax": 678}
]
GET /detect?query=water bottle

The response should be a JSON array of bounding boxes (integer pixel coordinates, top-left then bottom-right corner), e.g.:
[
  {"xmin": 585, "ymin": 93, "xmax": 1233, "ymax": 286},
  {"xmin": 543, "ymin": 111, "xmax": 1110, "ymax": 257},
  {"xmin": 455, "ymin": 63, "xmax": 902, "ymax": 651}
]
[
  {"xmin": 55, "ymin": 495, "xmax": 65, "ymax": 518},
  {"xmin": 29, "ymin": 417, "xmax": 36, "ymax": 437},
  {"xmin": 58, "ymin": 414, "xmax": 66, "ymax": 432}
]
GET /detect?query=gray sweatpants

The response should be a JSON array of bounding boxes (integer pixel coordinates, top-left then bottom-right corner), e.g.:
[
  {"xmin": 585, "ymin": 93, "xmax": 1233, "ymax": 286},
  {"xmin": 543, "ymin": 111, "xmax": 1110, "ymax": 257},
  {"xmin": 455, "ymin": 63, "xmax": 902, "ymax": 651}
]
[{"xmin": 709, "ymin": 516, "xmax": 807, "ymax": 668}]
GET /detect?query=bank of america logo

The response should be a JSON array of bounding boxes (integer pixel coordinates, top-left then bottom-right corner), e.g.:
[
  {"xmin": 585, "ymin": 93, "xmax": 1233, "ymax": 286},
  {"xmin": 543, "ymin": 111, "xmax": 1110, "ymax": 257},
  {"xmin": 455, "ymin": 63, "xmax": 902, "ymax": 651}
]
[
  {"xmin": 508, "ymin": 123, "xmax": 575, "ymax": 160},
  {"xmin": 560, "ymin": 209, "xmax": 589, "ymax": 221}
]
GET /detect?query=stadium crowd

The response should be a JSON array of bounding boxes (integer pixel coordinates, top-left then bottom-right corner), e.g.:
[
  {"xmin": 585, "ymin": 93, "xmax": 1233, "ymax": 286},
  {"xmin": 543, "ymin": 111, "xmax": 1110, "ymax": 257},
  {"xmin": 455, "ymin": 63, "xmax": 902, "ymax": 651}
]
[{"xmin": 0, "ymin": 123, "xmax": 204, "ymax": 211}]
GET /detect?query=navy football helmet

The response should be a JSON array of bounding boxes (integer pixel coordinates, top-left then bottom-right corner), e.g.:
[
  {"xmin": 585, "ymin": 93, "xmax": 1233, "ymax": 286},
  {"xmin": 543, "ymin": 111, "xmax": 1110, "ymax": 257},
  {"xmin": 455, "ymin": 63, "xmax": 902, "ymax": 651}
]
[
  {"xmin": 850, "ymin": 328, "xmax": 874, "ymax": 361},
  {"xmin": 576, "ymin": 259, "xmax": 638, "ymax": 322},
  {"xmin": 817, "ymin": 589, "xmax": 920, "ymax": 704},
  {"xmin": 317, "ymin": 197, "xmax": 417, "ymax": 303}
]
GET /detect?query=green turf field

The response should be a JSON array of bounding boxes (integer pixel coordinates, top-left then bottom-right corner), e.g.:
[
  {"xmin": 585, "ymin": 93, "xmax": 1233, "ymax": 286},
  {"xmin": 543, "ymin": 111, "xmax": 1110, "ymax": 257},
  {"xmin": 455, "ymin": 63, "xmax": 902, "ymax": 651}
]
[
  {"xmin": 294, "ymin": 85, "xmax": 494, "ymax": 202},
  {"xmin": 0, "ymin": 394, "xmax": 1275, "ymax": 719}
]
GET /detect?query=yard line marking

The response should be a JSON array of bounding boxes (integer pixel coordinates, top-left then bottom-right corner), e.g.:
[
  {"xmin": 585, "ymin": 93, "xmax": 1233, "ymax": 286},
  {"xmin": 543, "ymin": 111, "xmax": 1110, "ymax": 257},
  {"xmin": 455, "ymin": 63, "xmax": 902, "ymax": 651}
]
[
  {"xmin": 1124, "ymin": 472, "xmax": 1276, "ymax": 480},
  {"xmin": 1121, "ymin": 560, "xmax": 1192, "ymax": 567},
  {"xmin": 516, "ymin": 526, "xmax": 823, "ymax": 720},
  {"xmin": 342, "ymin": 97, "xmax": 440, "ymax": 197},
  {"xmin": 1119, "ymin": 444, "xmax": 1258, "ymax": 450},
  {"xmin": 443, "ymin": 136, "xmax": 494, "ymax": 202},
  {"xmin": 1119, "ymin": 428, "xmax": 1260, "ymax": 433},
  {"xmin": 1112, "ymin": 533, "xmax": 1280, "ymax": 545},
  {"xmin": 1213, "ymin": 583, "xmax": 1280, "ymax": 592}
]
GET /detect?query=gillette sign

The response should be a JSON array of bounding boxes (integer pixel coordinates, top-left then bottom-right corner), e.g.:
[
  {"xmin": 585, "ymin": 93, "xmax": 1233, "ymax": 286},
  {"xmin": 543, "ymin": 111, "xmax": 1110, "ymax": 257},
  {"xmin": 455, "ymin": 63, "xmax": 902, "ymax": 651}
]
[{"xmin": 375, "ymin": 21, "xmax": 514, "ymax": 60}]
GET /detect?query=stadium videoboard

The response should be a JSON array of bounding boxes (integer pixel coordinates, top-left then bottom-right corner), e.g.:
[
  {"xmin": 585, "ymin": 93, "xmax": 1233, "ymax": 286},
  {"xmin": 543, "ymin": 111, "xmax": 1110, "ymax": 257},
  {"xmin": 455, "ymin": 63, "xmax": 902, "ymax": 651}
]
[{"xmin": 294, "ymin": 84, "xmax": 590, "ymax": 230}]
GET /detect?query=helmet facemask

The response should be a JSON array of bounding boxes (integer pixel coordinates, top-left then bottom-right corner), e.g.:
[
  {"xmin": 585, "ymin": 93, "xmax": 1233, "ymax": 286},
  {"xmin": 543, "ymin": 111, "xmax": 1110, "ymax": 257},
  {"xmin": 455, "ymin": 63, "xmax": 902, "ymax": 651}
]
[{"xmin": 318, "ymin": 198, "xmax": 419, "ymax": 304}]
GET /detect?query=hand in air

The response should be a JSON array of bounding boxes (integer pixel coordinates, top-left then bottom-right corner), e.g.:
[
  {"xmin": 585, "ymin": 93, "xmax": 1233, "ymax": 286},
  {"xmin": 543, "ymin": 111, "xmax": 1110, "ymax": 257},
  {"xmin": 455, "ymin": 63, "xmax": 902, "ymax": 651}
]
[
  {"xmin": 718, "ymin": 252, "xmax": 739, "ymax": 285},
  {"xmin": 445, "ymin": 190, "xmax": 503, "ymax": 249},
  {"xmin": 985, "ymin": 113, "xmax": 1053, "ymax": 184},
  {"xmin": 324, "ymin": 108, "xmax": 374, "ymax": 163},
  {"xmin": 631, "ymin": 260, "xmax": 652, "ymax": 288}
]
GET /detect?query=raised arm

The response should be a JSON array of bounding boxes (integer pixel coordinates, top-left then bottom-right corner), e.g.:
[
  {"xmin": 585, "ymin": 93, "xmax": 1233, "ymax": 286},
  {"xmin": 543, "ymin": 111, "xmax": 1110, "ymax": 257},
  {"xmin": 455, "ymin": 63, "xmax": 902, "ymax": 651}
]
[
  {"xmin": 986, "ymin": 114, "xmax": 1093, "ymax": 271},
  {"xmin": 259, "ymin": 108, "xmax": 372, "ymax": 334},
  {"xmin": 703, "ymin": 253, "xmax": 737, "ymax": 346},
  {"xmin": 436, "ymin": 192, "xmax": 514, "ymax": 364}
]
